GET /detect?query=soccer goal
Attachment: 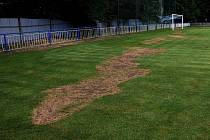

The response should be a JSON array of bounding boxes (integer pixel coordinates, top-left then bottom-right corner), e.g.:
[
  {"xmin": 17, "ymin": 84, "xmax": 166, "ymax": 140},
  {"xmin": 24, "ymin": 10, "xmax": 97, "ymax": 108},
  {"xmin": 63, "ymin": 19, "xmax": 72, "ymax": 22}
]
[{"xmin": 171, "ymin": 14, "xmax": 184, "ymax": 31}]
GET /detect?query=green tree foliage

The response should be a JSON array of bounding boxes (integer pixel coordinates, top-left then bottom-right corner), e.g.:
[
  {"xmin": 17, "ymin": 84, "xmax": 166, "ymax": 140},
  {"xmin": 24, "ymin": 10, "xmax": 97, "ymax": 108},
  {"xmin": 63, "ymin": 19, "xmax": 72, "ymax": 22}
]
[
  {"xmin": 176, "ymin": 0, "xmax": 200, "ymax": 22},
  {"xmin": 0, "ymin": 0, "xmax": 209, "ymax": 24}
]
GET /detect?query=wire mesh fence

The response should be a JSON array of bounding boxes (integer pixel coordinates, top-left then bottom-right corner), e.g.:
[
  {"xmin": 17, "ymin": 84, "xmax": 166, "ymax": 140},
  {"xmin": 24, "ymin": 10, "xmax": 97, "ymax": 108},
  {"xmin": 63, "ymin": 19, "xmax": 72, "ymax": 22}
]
[{"xmin": 0, "ymin": 23, "xmax": 190, "ymax": 52}]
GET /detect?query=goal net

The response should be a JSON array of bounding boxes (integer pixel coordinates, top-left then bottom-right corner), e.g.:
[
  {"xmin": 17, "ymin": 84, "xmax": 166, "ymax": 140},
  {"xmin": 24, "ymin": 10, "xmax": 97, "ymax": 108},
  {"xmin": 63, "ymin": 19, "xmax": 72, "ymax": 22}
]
[{"xmin": 171, "ymin": 14, "xmax": 184, "ymax": 31}]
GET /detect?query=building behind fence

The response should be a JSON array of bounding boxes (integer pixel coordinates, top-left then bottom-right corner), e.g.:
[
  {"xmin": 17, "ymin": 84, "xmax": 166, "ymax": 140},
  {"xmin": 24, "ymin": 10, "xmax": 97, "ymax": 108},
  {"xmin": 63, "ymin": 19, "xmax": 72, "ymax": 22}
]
[
  {"xmin": 0, "ymin": 18, "xmax": 72, "ymax": 35},
  {"xmin": 0, "ymin": 23, "xmax": 191, "ymax": 52}
]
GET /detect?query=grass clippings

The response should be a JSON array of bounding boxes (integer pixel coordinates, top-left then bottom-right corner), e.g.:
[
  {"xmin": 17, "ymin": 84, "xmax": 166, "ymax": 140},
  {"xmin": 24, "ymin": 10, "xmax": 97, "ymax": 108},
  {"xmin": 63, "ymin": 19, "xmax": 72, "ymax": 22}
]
[{"xmin": 32, "ymin": 48, "xmax": 165, "ymax": 125}]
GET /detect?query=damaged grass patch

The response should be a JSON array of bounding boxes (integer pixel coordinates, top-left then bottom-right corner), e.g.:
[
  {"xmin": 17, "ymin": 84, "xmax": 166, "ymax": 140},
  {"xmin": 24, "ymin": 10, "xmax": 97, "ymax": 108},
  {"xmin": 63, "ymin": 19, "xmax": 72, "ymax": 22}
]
[
  {"xmin": 143, "ymin": 37, "xmax": 166, "ymax": 45},
  {"xmin": 32, "ymin": 48, "xmax": 165, "ymax": 125},
  {"xmin": 143, "ymin": 30, "xmax": 185, "ymax": 45}
]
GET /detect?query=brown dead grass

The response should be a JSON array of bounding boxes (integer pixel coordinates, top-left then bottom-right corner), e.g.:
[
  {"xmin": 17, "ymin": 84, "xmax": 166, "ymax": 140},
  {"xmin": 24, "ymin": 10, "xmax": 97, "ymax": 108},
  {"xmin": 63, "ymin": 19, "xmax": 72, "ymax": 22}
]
[
  {"xmin": 169, "ymin": 29, "xmax": 185, "ymax": 39},
  {"xmin": 143, "ymin": 30, "xmax": 185, "ymax": 45},
  {"xmin": 32, "ymin": 48, "xmax": 165, "ymax": 125},
  {"xmin": 143, "ymin": 37, "xmax": 166, "ymax": 45},
  {"xmin": 169, "ymin": 35, "xmax": 185, "ymax": 39}
]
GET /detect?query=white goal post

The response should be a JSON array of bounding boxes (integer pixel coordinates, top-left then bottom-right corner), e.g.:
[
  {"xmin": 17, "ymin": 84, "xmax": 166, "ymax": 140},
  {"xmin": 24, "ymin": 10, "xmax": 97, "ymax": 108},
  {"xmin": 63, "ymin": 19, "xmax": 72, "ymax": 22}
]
[{"xmin": 172, "ymin": 14, "xmax": 184, "ymax": 31}]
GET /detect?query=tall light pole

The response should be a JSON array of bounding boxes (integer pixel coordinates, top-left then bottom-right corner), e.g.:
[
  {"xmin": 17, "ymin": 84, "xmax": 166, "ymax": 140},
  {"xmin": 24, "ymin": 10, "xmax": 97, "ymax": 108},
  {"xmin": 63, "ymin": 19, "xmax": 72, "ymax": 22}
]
[
  {"xmin": 135, "ymin": 0, "xmax": 139, "ymax": 26},
  {"xmin": 159, "ymin": 0, "xmax": 164, "ymax": 17},
  {"xmin": 135, "ymin": 0, "xmax": 138, "ymax": 19},
  {"xmin": 117, "ymin": 0, "xmax": 120, "ymax": 26}
]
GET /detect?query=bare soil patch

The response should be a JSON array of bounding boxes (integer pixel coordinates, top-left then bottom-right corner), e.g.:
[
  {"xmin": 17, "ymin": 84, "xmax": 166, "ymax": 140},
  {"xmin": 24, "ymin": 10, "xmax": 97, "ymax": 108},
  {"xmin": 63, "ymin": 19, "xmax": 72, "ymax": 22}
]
[
  {"xmin": 143, "ymin": 37, "xmax": 166, "ymax": 45},
  {"xmin": 143, "ymin": 30, "xmax": 185, "ymax": 45},
  {"xmin": 32, "ymin": 48, "xmax": 165, "ymax": 125},
  {"xmin": 169, "ymin": 35, "xmax": 185, "ymax": 39}
]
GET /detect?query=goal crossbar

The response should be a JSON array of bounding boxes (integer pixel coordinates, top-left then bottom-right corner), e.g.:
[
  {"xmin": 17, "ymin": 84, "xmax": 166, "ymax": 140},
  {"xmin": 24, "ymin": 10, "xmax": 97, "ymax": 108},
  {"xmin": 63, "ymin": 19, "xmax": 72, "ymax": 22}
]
[{"xmin": 172, "ymin": 14, "xmax": 184, "ymax": 31}]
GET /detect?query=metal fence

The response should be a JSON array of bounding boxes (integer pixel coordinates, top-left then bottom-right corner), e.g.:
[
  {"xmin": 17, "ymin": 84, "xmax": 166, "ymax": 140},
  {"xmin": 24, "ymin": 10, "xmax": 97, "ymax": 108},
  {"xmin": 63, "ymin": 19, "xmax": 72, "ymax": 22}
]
[
  {"xmin": 0, "ymin": 23, "xmax": 190, "ymax": 52},
  {"xmin": 191, "ymin": 23, "xmax": 210, "ymax": 27}
]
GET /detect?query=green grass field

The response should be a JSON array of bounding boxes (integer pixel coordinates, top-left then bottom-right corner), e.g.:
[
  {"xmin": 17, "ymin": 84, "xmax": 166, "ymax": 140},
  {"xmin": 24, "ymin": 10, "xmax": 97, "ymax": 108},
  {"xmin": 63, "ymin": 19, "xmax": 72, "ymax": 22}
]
[{"xmin": 1, "ymin": 28, "xmax": 210, "ymax": 139}]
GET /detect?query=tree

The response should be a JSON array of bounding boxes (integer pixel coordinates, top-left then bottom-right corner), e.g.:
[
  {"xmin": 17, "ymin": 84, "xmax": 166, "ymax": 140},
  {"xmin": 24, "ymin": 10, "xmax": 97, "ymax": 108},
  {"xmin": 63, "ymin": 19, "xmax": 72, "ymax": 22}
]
[{"xmin": 0, "ymin": 0, "xmax": 210, "ymax": 24}]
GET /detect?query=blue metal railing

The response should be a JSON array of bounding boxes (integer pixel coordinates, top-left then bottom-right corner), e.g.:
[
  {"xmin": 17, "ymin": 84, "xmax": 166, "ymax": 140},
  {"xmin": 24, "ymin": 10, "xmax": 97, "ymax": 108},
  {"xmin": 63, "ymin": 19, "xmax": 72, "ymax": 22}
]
[{"xmin": 0, "ymin": 23, "xmax": 191, "ymax": 52}]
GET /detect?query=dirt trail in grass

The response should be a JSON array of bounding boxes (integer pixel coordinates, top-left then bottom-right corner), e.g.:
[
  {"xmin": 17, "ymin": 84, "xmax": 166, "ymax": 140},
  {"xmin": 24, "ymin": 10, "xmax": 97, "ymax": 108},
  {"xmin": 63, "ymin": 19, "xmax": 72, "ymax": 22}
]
[
  {"xmin": 143, "ymin": 37, "xmax": 166, "ymax": 45},
  {"xmin": 143, "ymin": 29, "xmax": 185, "ymax": 45},
  {"xmin": 32, "ymin": 30, "xmax": 184, "ymax": 125},
  {"xmin": 32, "ymin": 48, "xmax": 165, "ymax": 125}
]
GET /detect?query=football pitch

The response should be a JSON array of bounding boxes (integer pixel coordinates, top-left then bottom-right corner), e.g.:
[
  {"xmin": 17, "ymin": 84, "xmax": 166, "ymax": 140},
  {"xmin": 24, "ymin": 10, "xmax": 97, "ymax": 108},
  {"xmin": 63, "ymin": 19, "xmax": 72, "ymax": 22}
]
[{"xmin": 1, "ymin": 27, "xmax": 210, "ymax": 139}]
